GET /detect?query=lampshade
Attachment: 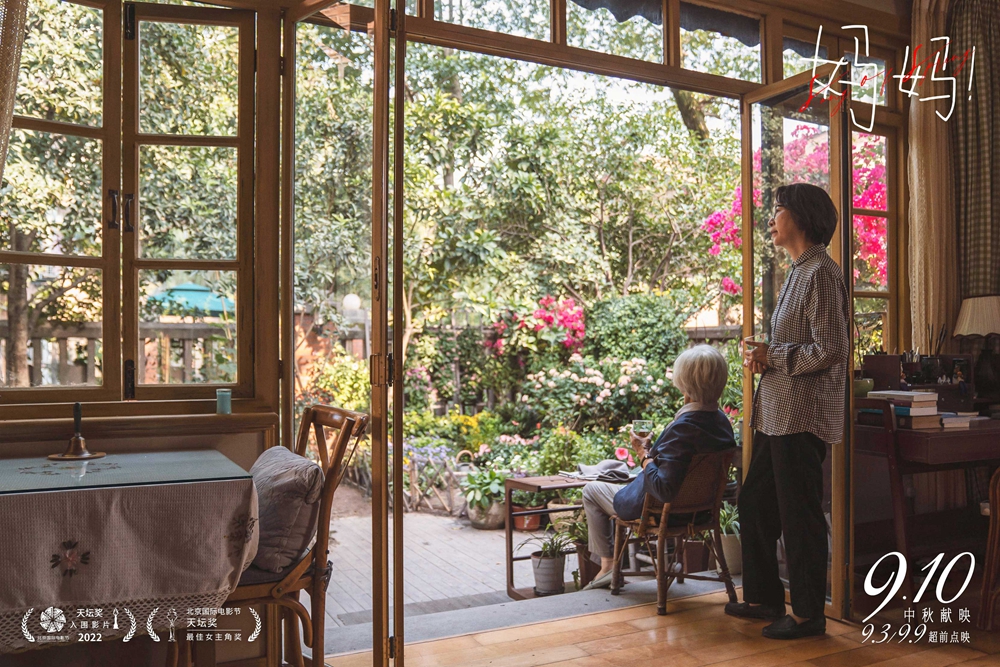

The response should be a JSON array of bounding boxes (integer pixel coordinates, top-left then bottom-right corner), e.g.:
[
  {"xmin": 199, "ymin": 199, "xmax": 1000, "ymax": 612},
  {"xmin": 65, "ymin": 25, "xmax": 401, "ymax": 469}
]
[
  {"xmin": 342, "ymin": 293, "xmax": 362, "ymax": 311},
  {"xmin": 954, "ymin": 296, "xmax": 1000, "ymax": 337}
]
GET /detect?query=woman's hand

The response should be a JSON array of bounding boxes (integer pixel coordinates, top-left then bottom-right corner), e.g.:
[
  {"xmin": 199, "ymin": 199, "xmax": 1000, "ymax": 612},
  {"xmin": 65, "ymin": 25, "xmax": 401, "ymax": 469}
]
[
  {"xmin": 629, "ymin": 431, "xmax": 652, "ymax": 463},
  {"xmin": 743, "ymin": 343, "xmax": 770, "ymax": 375}
]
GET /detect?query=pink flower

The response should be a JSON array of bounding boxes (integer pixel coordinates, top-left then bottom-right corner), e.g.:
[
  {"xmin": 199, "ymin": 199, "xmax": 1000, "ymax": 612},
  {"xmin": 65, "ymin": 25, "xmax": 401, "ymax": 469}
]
[
  {"xmin": 627, "ymin": 454, "xmax": 635, "ymax": 468},
  {"xmin": 615, "ymin": 447, "xmax": 629, "ymax": 461},
  {"xmin": 721, "ymin": 277, "xmax": 742, "ymax": 295}
]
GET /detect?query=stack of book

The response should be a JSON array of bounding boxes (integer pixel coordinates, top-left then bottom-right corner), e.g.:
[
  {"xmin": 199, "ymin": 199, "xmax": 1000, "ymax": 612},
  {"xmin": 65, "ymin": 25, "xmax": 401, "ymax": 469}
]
[
  {"xmin": 940, "ymin": 411, "xmax": 978, "ymax": 429},
  {"xmin": 865, "ymin": 390, "xmax": 939, "ymax": 429}
]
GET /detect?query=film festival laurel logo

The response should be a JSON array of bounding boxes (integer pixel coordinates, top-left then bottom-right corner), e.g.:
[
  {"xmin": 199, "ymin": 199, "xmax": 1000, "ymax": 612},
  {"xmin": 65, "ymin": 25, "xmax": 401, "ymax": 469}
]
[{"xmin": 21, "ymin": 606, "xmax": 261, "ymax": 645}]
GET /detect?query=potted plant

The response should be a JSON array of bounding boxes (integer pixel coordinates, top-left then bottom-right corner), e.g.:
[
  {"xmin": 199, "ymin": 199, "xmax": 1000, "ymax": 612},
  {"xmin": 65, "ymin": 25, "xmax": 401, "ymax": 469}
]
[
  {"xmin": 683, "ymin": 532, "xmax": 711, "ymax": 573},
  {"xmin": 461, "ymin": 469, "xmax": 507, "ymax": 530},
  {"xmin": 519, "ymin": 527, "xmax": 573, "ymax": 596},
  {"xmin": 511, "ymin": 490, "xmax": 548, "ymax": 532},
  {"xmin": 563, "ymin": 516, "xmax": 601, "ymax": 589},
  {"xmin": 716, "ymin": 501, "xmax": 742, "ymax": 575},
  {"xmin": 546, "ymin": 488, "xmax": 582, "ymax": 532}
]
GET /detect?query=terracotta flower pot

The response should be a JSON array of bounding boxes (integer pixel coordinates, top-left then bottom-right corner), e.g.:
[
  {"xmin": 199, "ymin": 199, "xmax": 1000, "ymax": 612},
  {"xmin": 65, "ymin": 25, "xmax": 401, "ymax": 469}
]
[
  {"xmin": 512, "ymin": 505, "xmax": 545, "ymax": 532},
  {"xmin": 574, "ymin": 541, "xmax": 602, "ymax": 588},
  {"xmin": 468, "ymin": 501, "xmax": 505, "ymax": 530}
]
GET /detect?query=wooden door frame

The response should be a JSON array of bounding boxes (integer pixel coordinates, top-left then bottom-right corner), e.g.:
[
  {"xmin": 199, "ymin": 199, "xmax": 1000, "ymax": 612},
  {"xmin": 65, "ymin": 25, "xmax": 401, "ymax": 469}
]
[{"xmin": 739, "ymin": 63, "xmax": 852, "ymax": 620}]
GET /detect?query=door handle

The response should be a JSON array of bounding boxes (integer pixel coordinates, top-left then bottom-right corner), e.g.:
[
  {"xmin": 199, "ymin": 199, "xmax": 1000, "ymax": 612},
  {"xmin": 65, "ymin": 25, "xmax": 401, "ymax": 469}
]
[
  {"xmin": 123, "ymin": 193, "xmax": 134, "ymax": 232},
  {"xmin": 107, "ymin": 189, "xmax": 119, "ymax": 229}
]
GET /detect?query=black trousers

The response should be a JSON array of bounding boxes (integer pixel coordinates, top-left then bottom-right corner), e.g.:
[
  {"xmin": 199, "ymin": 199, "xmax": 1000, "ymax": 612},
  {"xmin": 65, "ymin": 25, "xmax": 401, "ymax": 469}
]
[{"xmin": 739, "ymin": 430, "xmax": 828, "ymax": 619}]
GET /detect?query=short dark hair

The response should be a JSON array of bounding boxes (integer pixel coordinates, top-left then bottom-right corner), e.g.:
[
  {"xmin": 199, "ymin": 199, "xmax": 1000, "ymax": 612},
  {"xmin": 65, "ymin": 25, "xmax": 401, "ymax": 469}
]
[{"xmin": 774, "ymin": 183, "xmax": 838, "ymax": 246}]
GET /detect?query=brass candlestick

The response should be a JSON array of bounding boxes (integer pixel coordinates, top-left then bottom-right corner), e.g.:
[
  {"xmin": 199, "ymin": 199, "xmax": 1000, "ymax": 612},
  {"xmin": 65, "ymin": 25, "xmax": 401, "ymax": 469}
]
[{"xmin": 49, "ymin": 403, "xmax": 105, "ymax": 460}]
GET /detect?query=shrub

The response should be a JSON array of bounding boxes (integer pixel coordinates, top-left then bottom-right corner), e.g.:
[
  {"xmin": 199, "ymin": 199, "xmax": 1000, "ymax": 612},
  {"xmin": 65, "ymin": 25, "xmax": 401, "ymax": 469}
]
[
  {"xmin": 518, "ymin": 354, "xmax": 680, "ymax": 432},
  {"xmin": 298, "ymin": 346, "xmax": 370, "ymax": 414},
  {"xmin": 461, "ymin": 469, "xmax": 508, "ymax": 510},
  {"xmin": 537, "ymin": 426, "xmax": 582, "ymax": 476},
  {"xmin": 584, "ymin": 292, "xmax": 695, "ymax": 366}
]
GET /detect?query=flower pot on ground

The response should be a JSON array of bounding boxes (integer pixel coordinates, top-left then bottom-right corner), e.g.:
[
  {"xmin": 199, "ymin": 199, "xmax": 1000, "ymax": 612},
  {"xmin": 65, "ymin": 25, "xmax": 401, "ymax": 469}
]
[
  {"xmin": 461, "ymin": 469, "xmax": 508, "ymax": 530},
  {"xmin": 520, "ymin": 529, "xmax": 572, "ymax": 596},
  {"xmin": 468, "ymin": 501, "xmax": 506, "ymax": 530},
  {"xmin": 716, "ymin": 501, "xmax": 742, "ymax": 575},
  {"xmin": 562, "ymin": 514, "xmax": 599, "ymax": 588},
  {"xmin": 683, "ymin": 538, "xmax": 710, "ymax": 573}
]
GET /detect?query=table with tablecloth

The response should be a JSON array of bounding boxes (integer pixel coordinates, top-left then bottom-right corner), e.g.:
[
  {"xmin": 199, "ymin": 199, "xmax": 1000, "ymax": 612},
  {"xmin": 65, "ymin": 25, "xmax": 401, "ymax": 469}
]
[{"xmin": 0, "ymin": 449, "xmax": 258, "ymax": 653}]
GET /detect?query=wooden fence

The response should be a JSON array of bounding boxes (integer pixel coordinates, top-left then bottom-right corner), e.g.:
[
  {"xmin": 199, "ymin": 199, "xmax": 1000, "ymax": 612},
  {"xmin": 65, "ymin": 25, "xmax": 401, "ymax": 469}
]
[{"xmin": 0, "ymin": 322, "xmax": 235, "ymax": 386}]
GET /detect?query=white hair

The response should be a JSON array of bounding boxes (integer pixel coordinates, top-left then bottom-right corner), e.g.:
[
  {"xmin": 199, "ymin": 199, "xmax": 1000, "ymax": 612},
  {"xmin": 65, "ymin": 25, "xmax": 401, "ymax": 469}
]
[{"xmin": 671, "ymin": 344, "xmax": 728, "ymax": 404}]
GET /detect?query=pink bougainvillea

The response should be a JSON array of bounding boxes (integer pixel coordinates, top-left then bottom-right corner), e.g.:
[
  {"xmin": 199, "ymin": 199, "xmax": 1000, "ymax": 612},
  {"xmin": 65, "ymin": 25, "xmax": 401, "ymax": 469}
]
[
  {"xmin": 486, "ymin": 295, "xmax": 585, "ymax": 358},
  {"xmin": 706, "ymin": 124, "xmax": 888, "ymax": 293}
]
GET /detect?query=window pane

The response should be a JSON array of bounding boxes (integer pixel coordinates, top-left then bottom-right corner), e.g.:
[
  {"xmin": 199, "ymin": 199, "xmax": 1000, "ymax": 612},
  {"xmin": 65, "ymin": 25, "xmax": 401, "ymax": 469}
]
[
  {"xmin": 852, "ymin": 132, "xmax": 887, "ymax": 211},
  {"xmin": 15, "ymin": 0, "xmax": 103, "ymax": 127},
  {"xmin": 1, "ymin": 128, "xmax": 102, "ymax": 257},
  {"xmin": 567, "ymin": 1, "xmax": 663, "ymax": 62},
  {"xmin": 139, "ymin": 145, "xmax": 238, "ymax": 259},
  {"xmin": 854, "ymin": 297, "xmax": 887, "ymax": 360},
  {"xmin": 783, "ymin": 36, "xmax": 827, "ymax": 79},
  {"xmin": 681, "ymin": 3, "xmax": 761, "ymax": 82},
  {"xmin": 435, "ymin": 0, "xmax": 548, "ymax": 40},
  {"xmin": 1, "ymin": 265, "xmax": 103, "ymax": 387},
  {"xmin": 853, "ymin": 215, "xmax": 888, "ymax": 291},
  {"xmin": 844, "ymin": 51, "xmax": 887, "ymax": 107},
  {"xmin": 139, "ymin": 270, "xmax": 237, "ymax": 384},
  {"xmin": 139, "ymin": 21, "xmax": 239, "ymax": 136},
  {"xmin": 751, "ymin": 95, "xmax": 832, "ymax": 338}
]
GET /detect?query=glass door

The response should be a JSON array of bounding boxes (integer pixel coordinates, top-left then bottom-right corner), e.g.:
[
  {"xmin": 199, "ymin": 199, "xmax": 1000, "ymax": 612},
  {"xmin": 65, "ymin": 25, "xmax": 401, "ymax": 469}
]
[{"xmin": 740, "ymin": 63, "xmax": 853, "ymax": 619}]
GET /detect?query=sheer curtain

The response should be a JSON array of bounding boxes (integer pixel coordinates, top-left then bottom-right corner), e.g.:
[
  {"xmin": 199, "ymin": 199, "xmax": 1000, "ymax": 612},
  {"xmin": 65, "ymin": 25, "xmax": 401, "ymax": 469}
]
[
  {"xmin": 907, "ymin": 0, "xmax": 966, "ymax": 513},
  {"xmin": 908, "ymin": 0, "xmax": 960, "ymax": 358},
  {"xmin": 0, "ymin": 0, "xmax": 27, "ymax": 183}
]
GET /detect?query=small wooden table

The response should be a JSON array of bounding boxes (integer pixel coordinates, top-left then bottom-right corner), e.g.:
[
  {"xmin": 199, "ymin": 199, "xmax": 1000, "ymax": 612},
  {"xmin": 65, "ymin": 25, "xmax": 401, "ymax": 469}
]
[
  {"xmin": 505, "ymin": 476, "xmax": 589, "ymax": 600},
  {"xmin": 854, "ymin": 402, "xmax": 1000, "ymax": 597}
]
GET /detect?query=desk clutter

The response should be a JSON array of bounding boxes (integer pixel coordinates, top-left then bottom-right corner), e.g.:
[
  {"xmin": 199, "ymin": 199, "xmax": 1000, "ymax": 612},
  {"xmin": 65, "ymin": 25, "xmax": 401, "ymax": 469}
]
[
  {"xmin": 857, "ymin": 353, "xmax": 1000, "ymax": 424},
  {"xmin": 857, "ymin": 389, "xmax": 988, "ymax": 430}
]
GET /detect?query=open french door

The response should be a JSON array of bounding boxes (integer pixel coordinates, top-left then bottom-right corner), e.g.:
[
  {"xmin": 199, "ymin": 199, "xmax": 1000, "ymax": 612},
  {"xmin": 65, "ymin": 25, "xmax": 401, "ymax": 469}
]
[
  {"xmin": 739, "ymin": 63, "xmax": 854, "ymax": 621},
  {"xmin": 371, "ymin": 0, "xmax": 406, "ymax": 663}
]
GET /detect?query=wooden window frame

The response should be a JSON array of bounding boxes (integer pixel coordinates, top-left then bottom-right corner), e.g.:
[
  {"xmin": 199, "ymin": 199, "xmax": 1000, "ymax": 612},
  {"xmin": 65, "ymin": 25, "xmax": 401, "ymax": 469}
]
[
  {"xmin": 2, "ymin": 0, "xmax": 282, "ymax": 421},
  {"xmin": 122, "ymin": 2, "xmax": 256, "ymax": 401},
  {"xmin": 1, "ymin": 0, "xmax": 122, "ymax": 405},
  {"xmin": 850, "ymin": 122, "xmax": 899, "ymax": 352}
]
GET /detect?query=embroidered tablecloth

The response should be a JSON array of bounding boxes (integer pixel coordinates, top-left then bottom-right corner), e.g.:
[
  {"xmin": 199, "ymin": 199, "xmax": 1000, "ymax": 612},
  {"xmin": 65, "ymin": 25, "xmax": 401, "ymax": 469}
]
[{"xmin": 0, "ymin": 450, "xmax": 258, "ymax": 653}]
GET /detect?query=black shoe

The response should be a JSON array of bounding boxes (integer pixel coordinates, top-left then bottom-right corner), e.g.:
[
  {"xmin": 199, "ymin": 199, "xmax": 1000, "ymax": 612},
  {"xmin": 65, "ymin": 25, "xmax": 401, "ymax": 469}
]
[
  {"xmin": 761, "ymin": 614, "xmax": 826, "ymax": 639},
  {"xmin": 724, "ymin": 601, "xmax": 785, "ymax": 620}
]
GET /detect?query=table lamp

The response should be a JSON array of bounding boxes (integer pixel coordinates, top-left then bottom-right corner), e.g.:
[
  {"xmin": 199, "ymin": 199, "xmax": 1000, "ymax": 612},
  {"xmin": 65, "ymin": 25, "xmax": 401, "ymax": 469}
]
[{"xmin": 953, "ymin": 296, "xmax": 1000, "ymax": 396}]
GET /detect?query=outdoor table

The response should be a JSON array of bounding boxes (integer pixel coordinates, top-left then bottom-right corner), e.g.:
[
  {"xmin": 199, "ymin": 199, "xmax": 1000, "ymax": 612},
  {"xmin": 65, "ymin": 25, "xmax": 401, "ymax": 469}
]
[
  {"xmin": 505, "ymin": 475, "xmax": 589, "ymax": 600},
  {"xmin": 0, "ymin": 449, "xmax": 258, "ymax": 655}
]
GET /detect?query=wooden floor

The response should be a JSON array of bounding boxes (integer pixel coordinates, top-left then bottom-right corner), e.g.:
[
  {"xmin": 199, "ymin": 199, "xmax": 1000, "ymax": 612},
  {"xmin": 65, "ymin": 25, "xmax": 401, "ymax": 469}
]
[{"xmin": 323, "ymin": 590, "xmax": 1000, "ymax": 667}]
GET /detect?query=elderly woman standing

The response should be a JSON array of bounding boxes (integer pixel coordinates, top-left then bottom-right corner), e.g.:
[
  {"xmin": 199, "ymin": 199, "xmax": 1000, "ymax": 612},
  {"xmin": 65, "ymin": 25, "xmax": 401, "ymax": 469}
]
[
  {"xmin": 580, "ymin": 344, "xmax": 736, "ymax": 590},
  {"xmin": 726, "ymin": 183, "xmax": 849, "ymax": 640}
]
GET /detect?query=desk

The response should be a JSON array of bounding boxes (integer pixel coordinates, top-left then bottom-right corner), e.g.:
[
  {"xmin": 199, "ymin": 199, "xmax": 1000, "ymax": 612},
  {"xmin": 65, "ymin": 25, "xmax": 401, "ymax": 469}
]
[
  {"xmin": 854, "ymin": 405, "xmax": 1000, "ymax": 597},
  {"xmin": 505, "ymin": 476, "xmax": 588, "ymax": 600},
  {"xmin": 0, "ymin": 450, "xmax": 258, "ymax": 655}
]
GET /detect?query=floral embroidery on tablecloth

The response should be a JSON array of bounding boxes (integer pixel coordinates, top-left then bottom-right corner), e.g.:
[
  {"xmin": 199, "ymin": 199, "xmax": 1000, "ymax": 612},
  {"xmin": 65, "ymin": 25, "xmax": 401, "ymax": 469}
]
[
  {"xmin": 19, "ymin": 462, "xmax": 122, "ymax": 475},
  {"xmin": 51, "ymin": 540, "xmax": 90, "ymax": 576},
  {"xmin": 225, "ymin": 515, "xmax": 257, "ymax": 558}
]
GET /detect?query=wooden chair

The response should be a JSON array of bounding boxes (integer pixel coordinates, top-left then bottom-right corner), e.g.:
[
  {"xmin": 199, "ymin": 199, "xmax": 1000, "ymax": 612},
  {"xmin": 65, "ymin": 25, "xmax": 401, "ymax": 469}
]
[
  {"xmin": 170, "ymin": 406, "xmax": 369, "ymax": 667},
  {"xmin": 978, "ymin": 466, "xmax": 1000, "ymax": 631},
  {"xmin": 610, "ymin": 450, "xmax": 738, "ymax": 616}
]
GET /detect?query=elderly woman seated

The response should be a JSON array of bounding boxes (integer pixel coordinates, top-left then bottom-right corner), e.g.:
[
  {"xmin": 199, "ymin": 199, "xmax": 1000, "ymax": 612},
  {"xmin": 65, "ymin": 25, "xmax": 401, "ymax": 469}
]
[{"xmin": 581, "ymin": 344, "xmax": 737, "ymax": 590}]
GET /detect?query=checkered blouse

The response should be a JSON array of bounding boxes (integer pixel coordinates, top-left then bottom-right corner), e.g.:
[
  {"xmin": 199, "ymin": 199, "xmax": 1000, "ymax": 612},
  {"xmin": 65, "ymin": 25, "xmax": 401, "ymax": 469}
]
[{"xmin": 751, "ymin": 243, "xmax": 850, "ymax": 445}]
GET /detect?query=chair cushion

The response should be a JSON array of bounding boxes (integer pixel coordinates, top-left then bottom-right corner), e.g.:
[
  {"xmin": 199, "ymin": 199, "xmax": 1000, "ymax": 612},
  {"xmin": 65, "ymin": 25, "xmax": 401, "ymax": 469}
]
[{"xmin": 250, "ymin": 446, "xmax": 325, "ymax": 573}]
